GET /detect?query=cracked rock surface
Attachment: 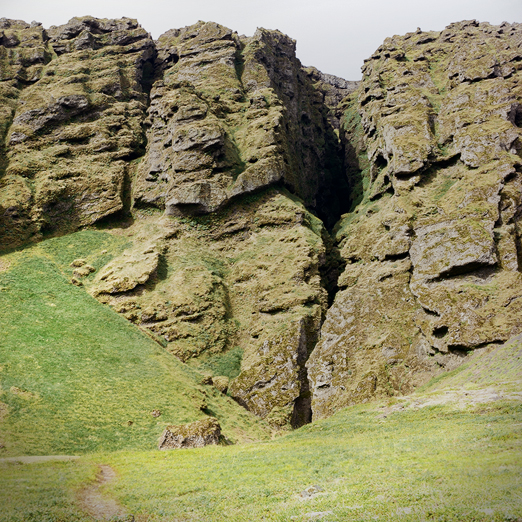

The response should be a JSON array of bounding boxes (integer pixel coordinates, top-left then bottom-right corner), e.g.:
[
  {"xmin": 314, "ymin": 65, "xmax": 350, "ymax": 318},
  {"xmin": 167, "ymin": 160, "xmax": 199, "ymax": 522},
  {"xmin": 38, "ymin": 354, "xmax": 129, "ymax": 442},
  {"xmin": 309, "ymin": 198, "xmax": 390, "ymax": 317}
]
[
  {"xmin": 134, "ymin": 21, "xmax": 347, "ymax": 228},
  {"xmin": 0, "ymin": 16, "xmax": 154, "ymax": 248},
  {"xmin": 308, "ymin": 20, "xmax": 522, "ymax": 419}
]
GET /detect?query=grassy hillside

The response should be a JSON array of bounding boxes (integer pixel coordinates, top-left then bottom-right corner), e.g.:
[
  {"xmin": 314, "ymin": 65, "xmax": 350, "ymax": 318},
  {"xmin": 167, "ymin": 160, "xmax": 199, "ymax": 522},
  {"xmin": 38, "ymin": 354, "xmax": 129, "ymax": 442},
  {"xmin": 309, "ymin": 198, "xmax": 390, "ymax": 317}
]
[
  {"xmin": 1, "ymin": 398, "xmax": 520, "ymax": 521},
  {"xmin": 0, "ymin": 230, "xmax": 269, "ymax": 456}
]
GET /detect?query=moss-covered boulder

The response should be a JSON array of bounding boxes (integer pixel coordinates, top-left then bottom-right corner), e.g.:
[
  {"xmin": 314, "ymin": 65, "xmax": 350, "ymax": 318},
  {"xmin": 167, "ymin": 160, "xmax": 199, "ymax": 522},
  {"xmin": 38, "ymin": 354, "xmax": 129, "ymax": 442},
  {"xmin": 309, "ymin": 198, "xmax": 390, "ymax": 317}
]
[{"xmin": 158, "ymin": 416, "xmax": 221, "ymax": 449}]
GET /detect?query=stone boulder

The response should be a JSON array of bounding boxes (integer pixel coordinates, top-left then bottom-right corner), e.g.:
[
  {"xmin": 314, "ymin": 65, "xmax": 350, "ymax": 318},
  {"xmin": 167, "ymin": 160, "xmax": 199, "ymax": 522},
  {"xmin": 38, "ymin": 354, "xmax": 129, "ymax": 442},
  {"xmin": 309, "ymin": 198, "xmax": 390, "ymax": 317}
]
[
  {"xmin": 158, "ymin": 417, "xmax": 221, "ymax": 450},
  {"xmin": 212, "ymin": 376, "xmax": 229, "ymax": 394},
  {"xmin": 90, "ymin": 242, "xmax": 160, "ymax": 297}
]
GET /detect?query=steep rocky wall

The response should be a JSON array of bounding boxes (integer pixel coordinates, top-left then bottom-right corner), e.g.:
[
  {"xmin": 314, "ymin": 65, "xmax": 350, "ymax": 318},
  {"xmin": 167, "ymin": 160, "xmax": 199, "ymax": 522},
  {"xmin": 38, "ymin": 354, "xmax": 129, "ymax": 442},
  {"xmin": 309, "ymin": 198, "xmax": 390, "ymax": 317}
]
[
  {"xmin": 0, "ymin": 17, "xmax": 154, "ymax": 248},
  {"xmin": 0, "ymin": 16, "xmax": 352, "ymax": 428},
  {"xmin": 2, "ymin": 16, "xmax": 521, "ymax": 428},
  {"xmin": 133, "ymin": 21, "xmax": 349, "ymax": 229},
  {"xmin": 308, "ymin": 20, "xmax": 522, "ymax": 418}
]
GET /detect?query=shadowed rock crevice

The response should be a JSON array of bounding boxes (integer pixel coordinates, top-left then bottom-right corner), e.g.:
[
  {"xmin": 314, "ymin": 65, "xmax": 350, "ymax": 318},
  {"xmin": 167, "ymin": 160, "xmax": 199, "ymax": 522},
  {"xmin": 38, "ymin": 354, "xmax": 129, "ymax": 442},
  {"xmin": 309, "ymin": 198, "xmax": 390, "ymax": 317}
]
[{"xmin": 318, "ymin": 231, "xmax": 347, "ymax": 308}]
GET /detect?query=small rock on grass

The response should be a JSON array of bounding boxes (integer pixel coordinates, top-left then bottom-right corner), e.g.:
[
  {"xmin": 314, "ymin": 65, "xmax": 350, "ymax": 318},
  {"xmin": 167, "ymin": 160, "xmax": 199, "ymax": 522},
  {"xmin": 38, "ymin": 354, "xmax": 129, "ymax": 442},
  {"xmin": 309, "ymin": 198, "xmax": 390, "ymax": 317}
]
[
  {"xmin": 200, "ymin": 374, "xmax": 213, "ymax": 385},
  {"xmin": 73, "ymin": 265, "xmax": 95, "ymax": 278},
  {"xmin": 300, "ymin": 485, "xmax": 323, "ymax": 498},
  {"xmin": 212, "ymin": 375, "xmax": 229, "ymax": 394},
  {"xmin": 159, "ymin": 417, "xmax": 221, "ymax": 450}
]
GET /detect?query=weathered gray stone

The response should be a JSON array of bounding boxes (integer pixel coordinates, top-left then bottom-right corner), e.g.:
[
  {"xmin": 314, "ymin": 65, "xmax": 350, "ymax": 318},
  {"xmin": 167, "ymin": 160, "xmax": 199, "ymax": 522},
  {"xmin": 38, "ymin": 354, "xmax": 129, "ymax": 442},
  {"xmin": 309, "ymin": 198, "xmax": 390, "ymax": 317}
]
[
  {"xmin": 133, "ymin": 21, "xmax": 346, "ymax": 227},
  {"xmin": 158, "ymin": 417, "xmax": 221, "ymax": 449}
]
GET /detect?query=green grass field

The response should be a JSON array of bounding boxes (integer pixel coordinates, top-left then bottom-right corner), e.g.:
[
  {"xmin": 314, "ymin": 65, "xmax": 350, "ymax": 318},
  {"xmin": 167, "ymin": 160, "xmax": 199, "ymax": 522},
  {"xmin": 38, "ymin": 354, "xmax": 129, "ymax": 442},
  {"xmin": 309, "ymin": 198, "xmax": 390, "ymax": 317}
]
[
  {"xmin": 0, "ymin": 231, "xmax": 521, "ymax": 521},
  {"xmin": 1, "ymin": 399, "xmax": 521, "ymax": 521}
]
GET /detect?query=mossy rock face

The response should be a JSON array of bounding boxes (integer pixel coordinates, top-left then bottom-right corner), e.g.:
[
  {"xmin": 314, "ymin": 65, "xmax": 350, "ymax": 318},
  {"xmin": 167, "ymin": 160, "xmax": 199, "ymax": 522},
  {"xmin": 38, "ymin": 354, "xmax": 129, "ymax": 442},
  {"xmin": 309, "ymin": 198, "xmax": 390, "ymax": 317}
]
[
  {"xmin": 5, "ymin": 15, "xmax": 522, "ymax": 427},
  {"xmin": 0, "ymin": 17, "xmax": 350, "ymax": 425},
  {"xmin": 311, "ymin": 20, "xmax": 522, "ymax": 419},
  {"xmin": 229, "ymin": 315, "xmax": 320, "ymax": 428},
  {"xmin": 86, "ymin": 188, "xmax": 328, "ymax": 427},
  {"xmin": 133, "ymin": 21, "xmax": 347, "ymax": 228},
  {"xmin": 0, "ymin": 16, "xmax": 154, "ymax": 249}
]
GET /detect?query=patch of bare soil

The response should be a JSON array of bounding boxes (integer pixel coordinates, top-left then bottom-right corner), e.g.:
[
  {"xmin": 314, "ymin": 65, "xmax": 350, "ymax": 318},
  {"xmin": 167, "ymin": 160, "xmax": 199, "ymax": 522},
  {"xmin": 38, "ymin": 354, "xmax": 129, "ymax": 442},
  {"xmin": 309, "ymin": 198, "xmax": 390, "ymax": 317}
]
[
  {"xmin": 78, "ymin": 465, "xmax": 131, "ymax": 521},
  {"xmin": 0, "ymin": 258, "xmax": 10, "ymax": 272},
  {"xmin": 377, "ymin": 387, "xmax": 522, "ymax": 419}
]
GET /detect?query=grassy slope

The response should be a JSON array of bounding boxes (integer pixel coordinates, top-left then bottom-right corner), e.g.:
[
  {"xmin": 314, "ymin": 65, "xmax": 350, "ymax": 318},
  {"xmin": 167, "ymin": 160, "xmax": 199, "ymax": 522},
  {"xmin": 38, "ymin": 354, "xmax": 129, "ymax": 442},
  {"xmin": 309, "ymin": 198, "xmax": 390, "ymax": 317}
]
[
  {"xmin": 101, "ymin": 402, "xmax": 522, "ymax": 521},
  {"xmin": 0, "ymin": 231, "xmax": 521, "ymax": 521},
  {"xmin": 1, "ymin": 399, "xmax": 520, "ymax": 522},
  {"xmin": 417, "ymin": 335, "xmax": 522, "ymax": 395},
  {"xmin": 0, "ymin": 230, "xmax": 269, "ymax": 457}
]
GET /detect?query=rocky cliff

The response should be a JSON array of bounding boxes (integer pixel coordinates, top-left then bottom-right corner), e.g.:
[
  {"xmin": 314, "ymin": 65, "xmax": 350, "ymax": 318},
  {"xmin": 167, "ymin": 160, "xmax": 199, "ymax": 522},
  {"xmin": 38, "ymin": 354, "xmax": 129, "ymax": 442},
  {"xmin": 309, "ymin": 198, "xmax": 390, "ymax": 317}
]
[
  {"xmin": 308, "ymin": 20, "xmax": 522, "ymax": 418},
  {"xmin": 0, "ymin": 17, "xmax": 154, "ymax": 247},
  {"xmin": 1, "ymin": 17, "xmax": 520, "ymax": 426}
]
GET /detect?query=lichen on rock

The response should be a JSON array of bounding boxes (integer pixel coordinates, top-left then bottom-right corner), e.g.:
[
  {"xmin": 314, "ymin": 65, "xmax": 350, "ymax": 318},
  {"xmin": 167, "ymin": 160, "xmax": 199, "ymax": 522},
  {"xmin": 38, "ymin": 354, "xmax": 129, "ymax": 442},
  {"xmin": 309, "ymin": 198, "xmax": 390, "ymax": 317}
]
[
  {"xmin": 85, "ymin": 188, "xmax": 328, "ymax": 427},
  {"xmin": 2, "ymin": 16, "xmax": 521, "ymax": 429},
  {"xmin": 309, "ymin": 20, "xmax": 522, "ymax": 419},
  {"xmin": 133, "ymin": 21, "xmax": 348, "ymax": 228}
]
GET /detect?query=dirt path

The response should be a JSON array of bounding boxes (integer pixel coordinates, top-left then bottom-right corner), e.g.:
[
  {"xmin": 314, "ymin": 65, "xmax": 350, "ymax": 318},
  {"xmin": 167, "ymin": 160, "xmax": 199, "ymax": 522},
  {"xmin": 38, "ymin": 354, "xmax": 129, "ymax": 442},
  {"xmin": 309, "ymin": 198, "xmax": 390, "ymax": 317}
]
[
  {"xmin": 78, "ymin": 464, "xmax": 130, "ymax": 521},
  {"xmin": 0, "ymin": 455, "xmax": 80, "ymax": 464}
]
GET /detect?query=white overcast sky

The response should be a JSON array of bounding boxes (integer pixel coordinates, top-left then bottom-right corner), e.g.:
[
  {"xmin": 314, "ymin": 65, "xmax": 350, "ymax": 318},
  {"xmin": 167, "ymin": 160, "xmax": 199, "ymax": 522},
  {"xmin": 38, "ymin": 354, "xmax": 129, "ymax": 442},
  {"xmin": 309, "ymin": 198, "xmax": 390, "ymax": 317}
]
[{"xmin": 2, "ymin": 0, "xmax": 521, "ymax": 79}]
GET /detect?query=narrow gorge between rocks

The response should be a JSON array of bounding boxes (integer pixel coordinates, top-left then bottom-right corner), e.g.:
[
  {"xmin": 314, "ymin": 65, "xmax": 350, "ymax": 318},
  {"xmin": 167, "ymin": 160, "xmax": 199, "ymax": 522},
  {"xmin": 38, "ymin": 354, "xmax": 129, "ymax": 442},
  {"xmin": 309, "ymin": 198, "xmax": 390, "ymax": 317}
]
[{"xmin": 1, "ymin": 15, "xmax": 522, "ymax": 431}]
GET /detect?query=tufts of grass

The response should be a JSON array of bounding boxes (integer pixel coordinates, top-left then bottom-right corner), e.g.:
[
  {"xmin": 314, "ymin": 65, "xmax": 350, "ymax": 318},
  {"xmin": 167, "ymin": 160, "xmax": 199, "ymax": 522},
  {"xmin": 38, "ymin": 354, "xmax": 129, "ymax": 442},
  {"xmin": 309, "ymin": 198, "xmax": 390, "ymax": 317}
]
[
  {"xmin": 0, "ymin": 460, "xmax": 96, "ymax": 522},
  {"xmin": 194, "ymin": 347, "xmax": 244, "ymax": 380}
]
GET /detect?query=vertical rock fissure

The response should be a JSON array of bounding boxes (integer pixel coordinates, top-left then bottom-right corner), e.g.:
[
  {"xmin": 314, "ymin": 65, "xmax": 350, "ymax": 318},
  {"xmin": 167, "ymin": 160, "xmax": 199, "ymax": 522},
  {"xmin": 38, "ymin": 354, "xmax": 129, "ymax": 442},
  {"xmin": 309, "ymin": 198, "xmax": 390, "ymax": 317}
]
[{"xmin": 0, "ymin": 110, "xmax": 14, "ymax": 180}]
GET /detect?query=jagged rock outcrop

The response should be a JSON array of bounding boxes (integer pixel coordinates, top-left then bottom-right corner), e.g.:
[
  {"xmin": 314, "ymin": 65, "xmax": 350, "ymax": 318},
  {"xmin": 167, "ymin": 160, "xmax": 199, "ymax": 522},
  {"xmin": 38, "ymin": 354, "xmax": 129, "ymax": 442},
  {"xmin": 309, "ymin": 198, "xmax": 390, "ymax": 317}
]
[
  {"xmin": 89, "ymin": 189, "xmax": 327, "ymax": 427},
  {"xmin": 0, "ymin": 17, "xmax": 351, "ymax": 428},
  {"xmin": 308, "ymin": 20, "xmax": 522, "ymax": 419},
  {"xmin": 0, "ymin": 16, "xmax": 154, "ymax": 248},
  {"xmin": 2, "ymin": 16, "xmax": 521, "ymax": 427},
  {"xmin": 133, "ymin": 21, "xmax": 348, "ymax": 228}
]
